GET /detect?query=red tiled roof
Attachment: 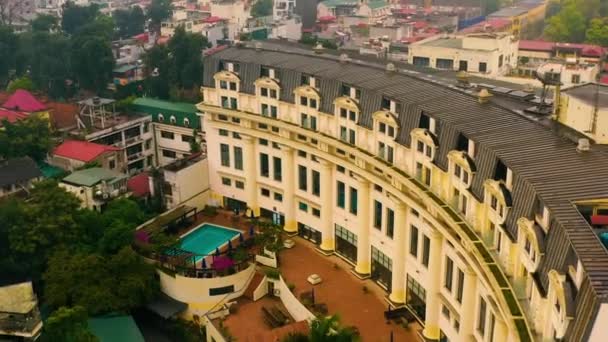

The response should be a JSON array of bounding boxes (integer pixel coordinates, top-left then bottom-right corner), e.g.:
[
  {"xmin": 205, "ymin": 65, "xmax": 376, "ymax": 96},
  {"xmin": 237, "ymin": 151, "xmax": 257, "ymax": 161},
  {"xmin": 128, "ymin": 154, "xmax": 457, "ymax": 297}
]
[
  {"xmin": 45, "ymin": 102, "xmax": 78, "ymax": 129},
  {"xmin": 133, "ymin": 32, "xmax": 149, "ymax": 43},
  {"xmin": 204, "ymin": 45, "xmax": 229, "ymax": 56},
  {"xmin": 600, "ymin": 75, "xmax": 608, "ymax": 84},
  {"xmin": 3, "ymin": 89, "xmax": 47, "ymax": 112},
  {"xmin": 413, "ymin": 21, "xmax": 428, "ymax": 30},
  {"xmin": 127, "ymin": 172, "xmax": 150, "ymax": 197},
  {"xmin": 0, "ymin": 108, "xmax": 29, "ymax": 124},
  {"xmin": 203, "ymin": 16, "xmax": 223, "ymax": 23},
  {"xmin": 519, "ymin": 40, "xmax": 554, "ymax": 51},
  {"xmin": 53, "ymin": 140, "xmax": 120, "ymax": 162},
  {"xmin": 520, "ymin": 40, "xmax": 606, "ymax": 57},
  {"xmin": 461, "ymin": 18, "xmax": 511, "ymax": 33}
]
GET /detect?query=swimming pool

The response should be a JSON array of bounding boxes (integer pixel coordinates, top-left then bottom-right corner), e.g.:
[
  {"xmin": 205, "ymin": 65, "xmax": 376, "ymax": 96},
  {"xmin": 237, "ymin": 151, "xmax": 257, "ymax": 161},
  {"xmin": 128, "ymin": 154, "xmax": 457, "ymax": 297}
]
[{"xmin": 179, "ymin": 223, "xmax": 240, "ymax": 261}]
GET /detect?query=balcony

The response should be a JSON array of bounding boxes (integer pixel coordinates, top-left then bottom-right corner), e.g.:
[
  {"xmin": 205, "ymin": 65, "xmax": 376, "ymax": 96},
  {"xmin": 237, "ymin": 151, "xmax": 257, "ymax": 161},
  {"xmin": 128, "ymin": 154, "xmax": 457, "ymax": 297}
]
[{"xmin": 0, "ymin": 309, "xmax": 42, "ymax": 338}]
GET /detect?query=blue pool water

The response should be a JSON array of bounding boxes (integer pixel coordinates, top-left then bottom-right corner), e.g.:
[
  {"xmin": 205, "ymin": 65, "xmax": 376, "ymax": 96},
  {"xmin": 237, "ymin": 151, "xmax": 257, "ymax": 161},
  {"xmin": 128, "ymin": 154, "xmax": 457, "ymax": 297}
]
[{"xmin": 179, "ymin": 224, "xmax": 240, "ymax": 260}]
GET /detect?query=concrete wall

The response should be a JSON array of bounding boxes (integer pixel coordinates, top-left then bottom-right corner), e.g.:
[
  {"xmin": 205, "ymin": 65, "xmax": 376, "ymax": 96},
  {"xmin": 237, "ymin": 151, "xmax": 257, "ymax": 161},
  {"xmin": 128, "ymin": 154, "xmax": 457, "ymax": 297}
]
[
  {"xmin": 159, "ymin": 263, "xmax": 256, "ymax": 319},
  {"xmin": 270, "ymin": 277, "xmax": 316, "ymax": 322},
  {"xmin": 164, "ymin": 158, "xmax": 210, "ymax": 210},
  {"xmin": 253, "ymin": 276, "xmax": 269, "ymax": 301}
]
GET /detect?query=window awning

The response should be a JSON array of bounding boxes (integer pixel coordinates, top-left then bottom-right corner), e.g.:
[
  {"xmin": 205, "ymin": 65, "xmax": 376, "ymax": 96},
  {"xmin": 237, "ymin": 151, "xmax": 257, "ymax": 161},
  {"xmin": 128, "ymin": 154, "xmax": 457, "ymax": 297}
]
[{"xmin": 146, "ymin": 294, "xmax": 187, "ymax": 319}]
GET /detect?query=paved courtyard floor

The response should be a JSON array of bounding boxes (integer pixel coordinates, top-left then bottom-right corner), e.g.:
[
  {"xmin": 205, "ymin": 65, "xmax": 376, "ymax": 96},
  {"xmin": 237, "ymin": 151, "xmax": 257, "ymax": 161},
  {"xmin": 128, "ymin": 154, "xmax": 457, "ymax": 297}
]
[{"xmin": 280, "ymin": 238, "xmax": 420, "ymax": 342}]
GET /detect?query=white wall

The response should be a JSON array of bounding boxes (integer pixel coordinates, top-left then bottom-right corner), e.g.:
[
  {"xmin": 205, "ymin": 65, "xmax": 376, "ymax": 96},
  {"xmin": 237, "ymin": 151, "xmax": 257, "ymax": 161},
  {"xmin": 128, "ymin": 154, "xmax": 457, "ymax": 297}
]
[
  {"xmin": 253, "ymin": 276, "xmax": 269, "ymax": 301},
  {"xmin": 271, "ymin": 277, "xmax": 316, "ymax": 322},
  {"xmin": 159, "ymin": 263, "xmax": 256, "ymax": 319}
]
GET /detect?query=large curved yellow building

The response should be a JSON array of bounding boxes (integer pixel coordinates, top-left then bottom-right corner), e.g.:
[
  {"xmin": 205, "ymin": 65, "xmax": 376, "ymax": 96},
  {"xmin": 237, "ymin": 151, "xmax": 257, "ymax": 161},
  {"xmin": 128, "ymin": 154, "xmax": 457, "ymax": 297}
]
[{"xmin": 197, "ymin": 44, "xmax": 608, "ymax": 342}]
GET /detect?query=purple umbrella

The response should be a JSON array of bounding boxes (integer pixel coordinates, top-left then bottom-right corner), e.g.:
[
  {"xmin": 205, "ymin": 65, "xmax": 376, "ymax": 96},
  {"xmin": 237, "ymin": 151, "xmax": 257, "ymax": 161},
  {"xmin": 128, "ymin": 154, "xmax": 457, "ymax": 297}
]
[{"xmin": 212, "ymin": 256, "xmax": 235, "ymax": 270}]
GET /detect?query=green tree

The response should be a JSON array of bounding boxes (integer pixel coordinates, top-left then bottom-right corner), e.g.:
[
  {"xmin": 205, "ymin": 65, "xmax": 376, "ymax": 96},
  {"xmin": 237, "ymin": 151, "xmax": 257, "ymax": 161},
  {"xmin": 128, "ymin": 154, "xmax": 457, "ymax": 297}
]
[
  {"xmin": 0, "ymin": 116, "xmax": 53, "ymax": 161},
  {"xmin": 97, "ymin": 198, "xmax": 146, "ymax": 254},
  {"xmin": 0, "ymin": 199, "xmax": 29, "ymax": 283},
  {"xmin": 147, "ymin": 0, "xmax": 172, "ymax": 33},
  {"xmin": 71, "ymin": 34, "xmax": 114, "ymax": 91},
  {"xmin": 31, "ymin": 14, "xmax": 58, "ymax": 32},
  {"xmin": 586, "ymin": 17, "xmax": 608, "ymax": 46},
  {"xmin": 44, "ymin": 247, "xmax": 159, "ymax": 314},
  {"xmin": 42, "ymin": 306, "xmax": 97, "ymax": 342},
  {"xmin": 168, "ymin": 26, "xmax": 208, "ymax": 89},
  {"xmin": 544, "ymin": 0, "xmax": 587, "ymax": 42},
  {"xmin": 61, "ymin": 1, "xmax": 100, "ymax": 35},
  {"xmin": 6, "ymin": 76, "xmax": 35, "ymax": 93},
  {"xmin": 114, "ymin": 6, "xmax": 145, "ymax": 39},
  {"xmin": 27, "ymin": 33, "xmax": 72, "ymax": 99},
  {"xmin": 143, "ymin": 45, "xmax": 171, "ymax": 99},
  {"xmin": 282, "ymin": 315, "xmax": 360, "ymax": 342},
  {"xmin": 251, "ymin": 0, "xmax": 273, "ymax": 18},
  {"xmin": 0, "ymin": 25, "xmax": 17, "ymax": 83}
]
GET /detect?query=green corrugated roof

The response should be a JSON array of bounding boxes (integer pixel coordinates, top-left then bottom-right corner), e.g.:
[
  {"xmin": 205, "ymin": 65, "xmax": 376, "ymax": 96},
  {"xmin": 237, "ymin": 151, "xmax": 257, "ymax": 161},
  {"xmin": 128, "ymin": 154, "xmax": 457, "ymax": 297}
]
[
  {"xmin": 321, "ymin": 0, "xmax": 358, "ymax": 8},
  {"xmin": 113, "ymin": 65, "xmax": 138, "ymax": 73},
  {"xmin": 39, "ymin": 162, "xmax": 65, "ymax": 179},
  {"xmin": 89, "ymin": 316, "xmax": 144, "ymax": 342},
  {"xmin": 62, "ymin": 167, "xmax": 126, "ymax": 187},
  {"xmin": 132, "ymin": 98, "xmax": 197, "ymax": 115},
  {"xmin": 367, "ymin": 0, "xmax": 388, "ymax": 9}
]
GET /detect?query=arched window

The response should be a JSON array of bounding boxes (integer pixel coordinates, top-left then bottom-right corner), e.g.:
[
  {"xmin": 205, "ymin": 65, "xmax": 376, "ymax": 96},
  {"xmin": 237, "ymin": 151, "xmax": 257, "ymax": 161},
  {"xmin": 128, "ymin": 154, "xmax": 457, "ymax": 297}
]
[
  {"xmin": 158, "ymin": 113, "xmax": 164, "ymax": 122},
  {"xmin": 170, "ymin": 115, "xmax": 177, "ymax": 124},
  {"xmin": 184, "ymin": 118, "xmax": 190, "ymax": 128}
]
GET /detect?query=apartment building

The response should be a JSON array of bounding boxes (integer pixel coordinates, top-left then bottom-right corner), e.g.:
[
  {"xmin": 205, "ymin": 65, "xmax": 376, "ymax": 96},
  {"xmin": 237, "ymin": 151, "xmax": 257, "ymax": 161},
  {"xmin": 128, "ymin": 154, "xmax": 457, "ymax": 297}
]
[
  {"xmin": 196, "ymin": 44, "xmax": 608, "ymax": 342},
  {"xmin": 408, "ymin": 33, "xmax": 518, "ymax": 76},
  {"xmin": 72, "ymin": 97, "xmax": 155, "ymax": 174},
  {"xmin": 131, "ymin": 98, "xmax": 204, "ymax": 166}
]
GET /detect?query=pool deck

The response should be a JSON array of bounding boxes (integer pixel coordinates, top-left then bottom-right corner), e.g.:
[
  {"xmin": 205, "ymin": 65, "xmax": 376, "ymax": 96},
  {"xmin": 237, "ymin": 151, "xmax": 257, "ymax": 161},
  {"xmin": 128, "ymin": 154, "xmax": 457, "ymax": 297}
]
[{"xmin": 280, "ymin": 238, "xmax": 421, "ymax": 342}]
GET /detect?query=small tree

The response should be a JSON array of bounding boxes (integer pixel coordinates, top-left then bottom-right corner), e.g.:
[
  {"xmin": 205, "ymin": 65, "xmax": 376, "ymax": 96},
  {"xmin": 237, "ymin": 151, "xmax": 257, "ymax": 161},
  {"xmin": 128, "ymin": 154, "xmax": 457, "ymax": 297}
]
[
  {"xmin": 41, "ymin": 306, "xmax": 97, "ymax": 342},
  {"xmin": 6, "ymin": 76, "xmax": 34, "ymax": 93},
  {"xmin": 251, "ymin": 0, "xmax": 273, "ymax": 18}
]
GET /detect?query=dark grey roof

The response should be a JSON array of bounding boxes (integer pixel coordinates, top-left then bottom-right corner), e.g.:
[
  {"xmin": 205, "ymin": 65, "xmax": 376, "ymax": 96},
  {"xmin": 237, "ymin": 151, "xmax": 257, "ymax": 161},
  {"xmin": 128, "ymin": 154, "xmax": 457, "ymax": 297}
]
[
  {"xmin": 203, "ymin": 46, "xmax": 608, "ymax": 306},
  {"xmin": 0, "ymin": 157, "xmax": 42, "ymax": 187},
  {"xmin": 562, "ymin": 84, "xmax": 608, "ymax": 108}
]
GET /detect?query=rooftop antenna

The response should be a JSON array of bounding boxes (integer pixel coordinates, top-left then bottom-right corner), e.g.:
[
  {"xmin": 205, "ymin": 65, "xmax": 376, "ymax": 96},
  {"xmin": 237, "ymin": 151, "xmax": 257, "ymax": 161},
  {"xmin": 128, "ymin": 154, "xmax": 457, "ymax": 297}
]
[{"xmin": 523, "ymin": 70, "xmax": 560, "ymax": 116}]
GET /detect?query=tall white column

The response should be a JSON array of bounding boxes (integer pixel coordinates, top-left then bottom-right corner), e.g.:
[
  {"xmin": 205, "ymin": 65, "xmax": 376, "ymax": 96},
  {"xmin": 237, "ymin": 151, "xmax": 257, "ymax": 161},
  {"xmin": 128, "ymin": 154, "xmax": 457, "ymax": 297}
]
[
  {"xmin": 493, "ymin": 316, "xmax": 508, "ymax": 342},
  {"xmin": 460, "ymin": 268, "xmax": 478, "ymax": 339},
  {"xmin": 319, "ymin": 159, "xmax": 334, "ymax": 252},
  {"xmin": 389, "ymin": 201, "xmax": 407, "ymax": 304},
  {"xmin": 242, "ymin": 135, "xmax": 259, "ymax": 217},
  {"xmin": 423, "ymin": 229, "xmax": 443, "ymax": 341},
  {"xmin": 281, "ymin": 145, "xmax": 297, "ymax": 234},
  {"xmin": 355, "ymin": 177, "xmax": 371, "ymax": 276}
]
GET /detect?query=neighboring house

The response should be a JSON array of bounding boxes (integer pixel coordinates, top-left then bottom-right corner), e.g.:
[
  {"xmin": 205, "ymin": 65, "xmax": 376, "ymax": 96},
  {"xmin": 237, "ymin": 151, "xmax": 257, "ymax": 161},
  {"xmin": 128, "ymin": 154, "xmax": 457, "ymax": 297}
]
[
  {"xmin": 487, "ymin": 0, "xmax": 547, "ymax": 38},
  {"xmin": 1, "ymin": 90, "xmax": 52, "ymax": 127},
  {"xmin": 72, "ymin": 97, "xmax": 155, "ymax": 174},
  {"xmin": 555, "ymin": 83, "xmax": 608, "ymax": 144},
  {"xmin": 162, "ymin": 154, "xmax": 209, "ymax": 210},
  {"xmin": 127, "ymin": 171, "xmax": 151, "ymax": 199},
  {"xmin": 60, "ymin": 167, "xmax": 129, "ymax": 211},
  {"xmin": 0, "ymin": 282, "xmax": 43, "ymax": 340},
  {"xmin": 131, "ymin": 98, "xmax": 204, "ymax": 166},
  {"xmin": 317, "ymin": 0, "xmax": 359, "ymax": 18},
  {"xmin": 356, "ymin": 0, "xmax": 390, "ymax": 22},
  {"xmin": 0, "ymin": 157, "xmax": 43, "ymax": 198},
  {"xmin": 536, "ymin": 62, "xmax": 599, "ymax": 87},
  {"xmin": 408, "ymin": 32, "xmax": 518, "ymax": 76},
  {"xmin": 50, "ymin": 140, "xmax": 125, "ymax": 172}
]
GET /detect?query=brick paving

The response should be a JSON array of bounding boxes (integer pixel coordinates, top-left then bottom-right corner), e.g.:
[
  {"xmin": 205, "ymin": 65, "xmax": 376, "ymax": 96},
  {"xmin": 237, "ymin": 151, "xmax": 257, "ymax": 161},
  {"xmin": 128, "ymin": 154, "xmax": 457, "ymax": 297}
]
[{"xmin": 279, "ymin": 238, "xmax": 421, "ymax": 342}]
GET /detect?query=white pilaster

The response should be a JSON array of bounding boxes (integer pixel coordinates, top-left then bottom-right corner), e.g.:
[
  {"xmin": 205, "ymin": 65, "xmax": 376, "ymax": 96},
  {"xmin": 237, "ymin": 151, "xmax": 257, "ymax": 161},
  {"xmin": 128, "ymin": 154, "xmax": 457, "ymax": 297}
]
[
  {"xmin": 355, "ymin": 177, "xmax": 371, "ymax": 275},
  {"xmin": 319, "ymin": 159, "xmax": 334, "ymax": 251},
  {"xmin": 389, "ymin": 200, "xmax": 407, "ymax": 304},
  {"xmin": 281, "ymin": 145, "xmax": 297, "ymax": 233},
  {"xmin": 242, "ymin": 135, "xmax": 259, "ymax": 216},
  {"xmin": 423, "ymin": 229, "xmax": 443, "ymax": 341}
]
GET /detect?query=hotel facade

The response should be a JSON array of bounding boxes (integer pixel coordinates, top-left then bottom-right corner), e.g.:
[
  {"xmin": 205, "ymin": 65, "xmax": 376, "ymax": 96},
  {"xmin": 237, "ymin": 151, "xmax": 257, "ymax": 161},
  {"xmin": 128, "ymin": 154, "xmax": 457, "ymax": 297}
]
[{"xmin": 196, "ymin": 45, "xmax": 608, "ymax": 342}]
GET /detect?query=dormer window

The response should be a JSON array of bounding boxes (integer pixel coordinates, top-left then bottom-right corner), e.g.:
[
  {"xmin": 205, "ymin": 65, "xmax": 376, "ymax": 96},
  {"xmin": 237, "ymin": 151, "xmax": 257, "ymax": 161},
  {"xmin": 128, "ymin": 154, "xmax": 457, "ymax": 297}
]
[
  {"xmin": 456, "ymin": 133, "xmax": 475, "ymax": 158},
  {"xmin": 341, "ymin": 84, "xmax": 361, "ymax": 100},
  {"xmin": 170, "ymin": 115, "xmax": 177, "ymax": 124},
  {"xmin": 419, "ymin": 113, "xmax": 436, "ymax": 134},
  {"xmin": 417, "ymin": 140, "xmax": 433, "ymax": 158},
  {"xmin": 299, "ymin": 96, "xmax": 318, "ymax": 109},
  {"xmin": 220, "ymin": 61, "xmax": 240, "ymax": 73},
  {"xmin": 378, "ymin": 141, "xmax": 394, "ymax": 163},
  {"xmin": 219, "ymin": 80, "xmax": 237, "ymax": 91},
  {"xmin": 184, "ymin": 118, "xmax": 190, "ymax": 127},
  {"xmin": 381, "ymin": 96, "xmax": 400, "ymax": 113},
  {"xmin": 261, "ymin": 66, "xmax": 277, "ymax": 79},
  {"xmin": 340, "ymin": 108, "xmax": 357, "ymax": 122},
  {"xmin": 454, "ymin": 164, "xmax": 470, "ymax": 185},
  {"xmin": 261, "ymin": 104, "xmax": 278, "ymax": 118},
  {"xmin": 301, "ymin": 74, "xmax": 316, "ymax": 88},
  {"xmin": 260, "ymin": 87, "xmax": 278, "ymax": 99},
  {"xmin": 494, "ymin": 159, "xmax": 513, "ymax": 190},
  {"xmin": 158, "ymin": 114, "xmax": 164, "ymax": 122},
  {"xmin": 534, "ymin": 197, "xmax": 550, "ymax": 231}
]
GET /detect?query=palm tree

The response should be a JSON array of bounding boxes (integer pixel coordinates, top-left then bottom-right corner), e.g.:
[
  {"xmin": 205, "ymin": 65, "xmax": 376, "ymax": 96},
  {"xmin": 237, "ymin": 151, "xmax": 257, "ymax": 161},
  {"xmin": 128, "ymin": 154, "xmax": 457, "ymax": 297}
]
[{"xmin": 282, "ymin": 315, "xmax": 360, "ymax": 342}]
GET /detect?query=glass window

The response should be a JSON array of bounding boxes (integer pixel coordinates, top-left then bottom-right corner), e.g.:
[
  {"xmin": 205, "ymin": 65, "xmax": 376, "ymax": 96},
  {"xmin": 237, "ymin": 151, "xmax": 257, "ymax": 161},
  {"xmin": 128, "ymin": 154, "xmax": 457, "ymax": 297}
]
[
  {"xmin": 312, "ymin": 208, "xmax": 321, "ymax": 217},
  {"xmin": 260, "ymin": 153, "xmax": 269, "ymax": 177},
  {"xmin": 456, "ymin": 269, "xmax": 465, "ymax": 303},
  {"xmin": 220, "ymin": 143, "xmax": 230, "ymax": 167},
  {"xmin": 444, "ymin": 257, "xmax": 454, "ymax": 292},
  {"xmin": 161, "ymin": 131, "xmax": 174, "ymax": 139},
  {"xmin": 273, "ymin": 156, "xmax": 282, "ymax": 181},
  {"xmin": 337, "ymin": 181, "xmax": 346, "ymax": 208},
  {"xmin": 410, "ymin": 225, "xmax": 419, "ymax": 257},
  {"xmin": 477, "ymin": 297, "xmax": 487, "ymax": 336},
  {"xmin": 349, "ymin": 187, "xmax": 358, "ymax": 215},
  {"xmin": 219, "ymin": 129, "xmax": 228, "ymax": 136},
  {"xmin": 234, "ymin": 146, "xmax": 243, "ymax": 170},
  {"xmin": 386, "ymin": 208, "xmax": 394, "ymax": 239},
  {"xmin": 422, "ymin": 235, "xmax": 430, "ymax": 267},
  {"xmin": 162, "ymin": 149, "xmax": 176, "ymax": 158},
  {"xmin": 235, "ymin": 180, "xmax": 244, "ymax": 189},
  {"xmin": 274, "ymin": 192, "xmax": 283, "ymax": 202},
  {"xmin": 310, "ymin": 98, "xmax": 317, "ymax": 109},
  {"xmin": 340, "ymin": 108, "xmax": 347, "ymax": 118},
  {"xmin": 300, "ymin": 96, "xmax": 308, "ymax": 106},
  {"xmin": 299, "ymin": 202, "xmax": 308, "ymax": 212},
  {"xmin": 374, "ymin": 200, "xmax": 382, "ymax": 229},
  {"xmin": 261, "ymin": 188, "xmax": 270, "ymax": 197},
  {"xmin": 298, "ymin": 165, "xmax": 307, "ymax": 191},
  {"xmin": 312, "ymin": 170, "xmax": 320, "ymax": 196},
  {"xmin": 222, "ymin": 177, "xmax": 231, "ymax": 186}
]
